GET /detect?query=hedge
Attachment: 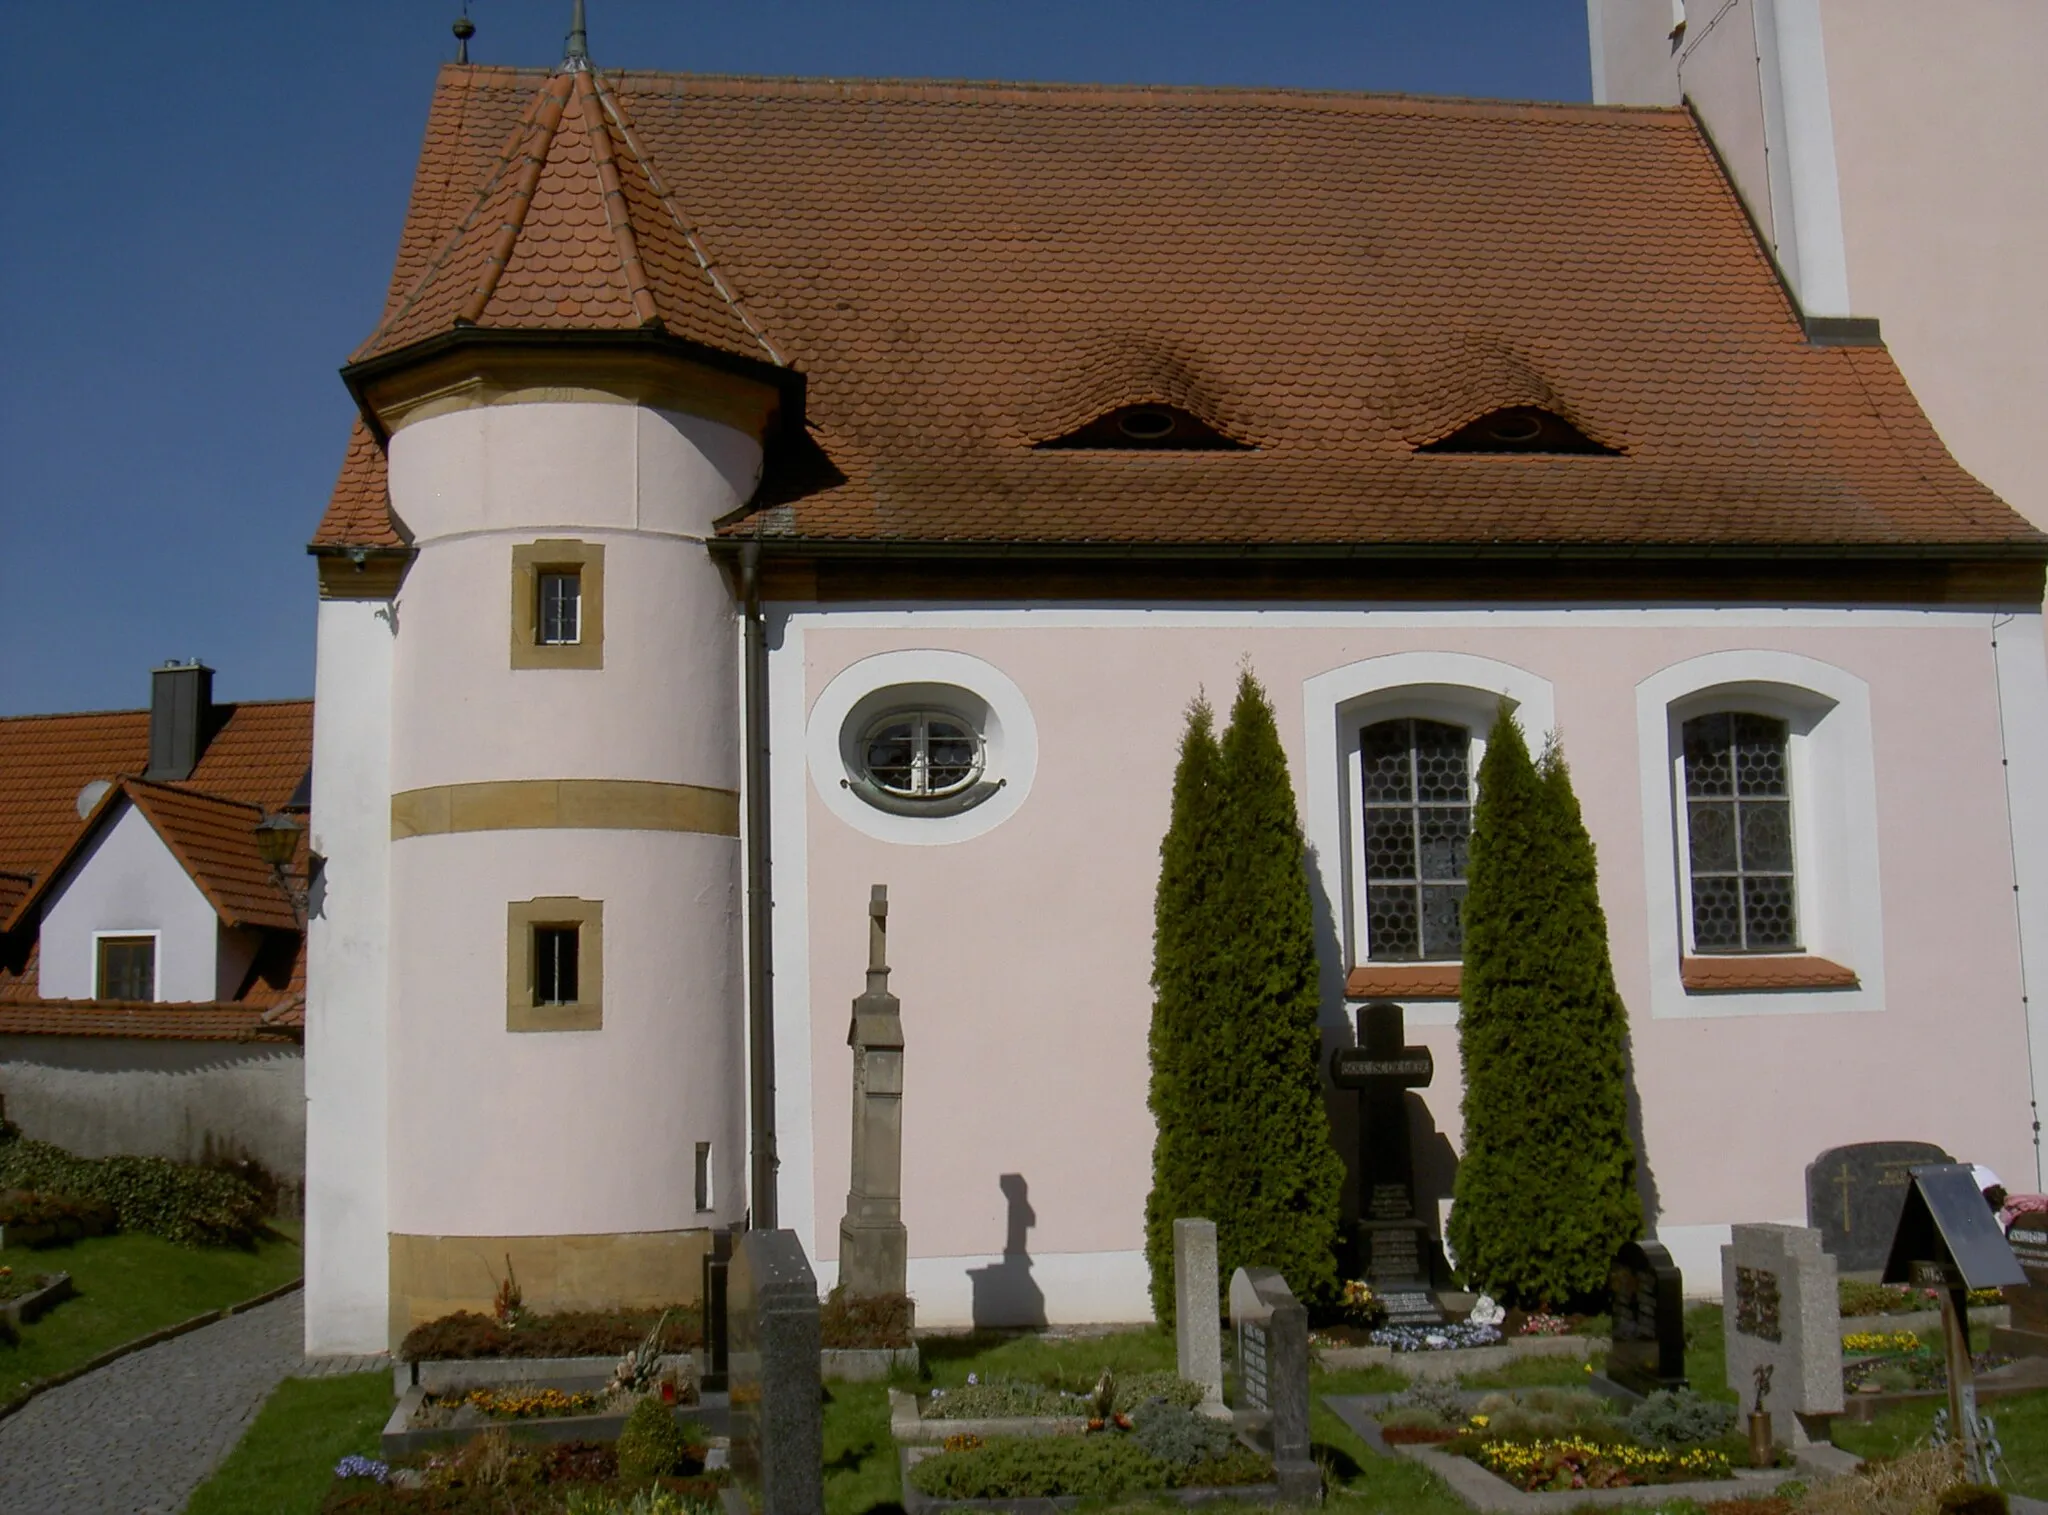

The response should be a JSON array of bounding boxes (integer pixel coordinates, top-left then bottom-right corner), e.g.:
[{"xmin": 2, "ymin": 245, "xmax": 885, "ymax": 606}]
[{"xmin": 0, "ymin": 1124, "xmax": 267, "ymax": 1248}]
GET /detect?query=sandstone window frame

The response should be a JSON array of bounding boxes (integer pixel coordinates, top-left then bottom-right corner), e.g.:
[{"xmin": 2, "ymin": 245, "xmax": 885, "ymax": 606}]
[
  {"xmin": 510, "ymin": 540, "xmax": 604, "ymax": 670},
  {"xmin": 507, "ymin": 897, "xmax": 604, "ymax": 1032}
]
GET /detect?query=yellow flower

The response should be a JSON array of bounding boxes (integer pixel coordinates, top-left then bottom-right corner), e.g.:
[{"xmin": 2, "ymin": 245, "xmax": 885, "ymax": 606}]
[{"xmin": 1470, "ymin": 1414, "xmax": 1489, "ymax": 1426}]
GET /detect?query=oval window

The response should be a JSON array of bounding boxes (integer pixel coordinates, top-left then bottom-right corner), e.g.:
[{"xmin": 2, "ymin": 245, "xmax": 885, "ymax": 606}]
[{"xmin": 861, "ymin": 711, "xmax": 985, "ymax": 799}]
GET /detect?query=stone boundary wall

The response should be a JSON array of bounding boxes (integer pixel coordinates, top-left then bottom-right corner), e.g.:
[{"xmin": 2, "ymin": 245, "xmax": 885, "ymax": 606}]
[{"xmin": 0, "ymin": 1037, "xmax": 303, "ymax": 1208}]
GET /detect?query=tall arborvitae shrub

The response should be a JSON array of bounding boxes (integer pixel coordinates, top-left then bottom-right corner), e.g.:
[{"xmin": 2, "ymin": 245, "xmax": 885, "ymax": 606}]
[
  {"xmin": 1208, "ymin": 673, "xmax": 1345, "ymax": 1302},
  {"xmin": 1448, "ymin": 710, "xmax": 1642, "ymax": 1306},
  {"xmin": 1144, "ymin": 673, "xmax": 1346, "ymax": 1321},
  {"xmin": 1145, "ymin": 697, "xmax": 1225, "ymax": 1322}
]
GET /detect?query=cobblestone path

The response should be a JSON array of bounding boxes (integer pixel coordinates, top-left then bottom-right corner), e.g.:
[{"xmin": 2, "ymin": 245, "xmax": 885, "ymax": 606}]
[{"xmin": 0, "ymin": 1291, "xmax": 386, "ymax": 1515}]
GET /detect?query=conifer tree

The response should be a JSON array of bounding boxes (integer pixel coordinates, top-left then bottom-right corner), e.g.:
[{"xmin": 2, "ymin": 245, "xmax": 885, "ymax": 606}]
[
  {"xmin": 1207, "ymin": 671, "xmax": 1345, "ymax": 1303},
  {"xmin": 1448, "ymin": 710, "xmax": 1642, "ymax": 1306},
  {"xmin": 1144, "ymin": 672, "xmax": 1346, "ymax": 1321},
  {"xmin": 1145, "ymin": 697, "xmax": 1225, "ymax": 1322}
]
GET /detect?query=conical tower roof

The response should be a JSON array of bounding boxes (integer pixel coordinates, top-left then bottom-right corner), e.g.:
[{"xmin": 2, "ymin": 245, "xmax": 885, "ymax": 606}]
[{"xmin": 353, "ymin": 61, "xmax": 780, "ymax": 368}]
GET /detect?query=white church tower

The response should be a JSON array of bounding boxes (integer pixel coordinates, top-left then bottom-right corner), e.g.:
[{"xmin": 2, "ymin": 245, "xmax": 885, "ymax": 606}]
[{"xmin": 304, "ymin": 7, "xmax": 791, "ymax": 1352}]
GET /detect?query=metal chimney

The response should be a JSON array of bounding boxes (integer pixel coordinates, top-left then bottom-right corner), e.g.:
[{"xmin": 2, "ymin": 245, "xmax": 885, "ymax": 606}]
[{"xmin": 145, "ymin": 661, "xmax": 215, "ymax": 781}]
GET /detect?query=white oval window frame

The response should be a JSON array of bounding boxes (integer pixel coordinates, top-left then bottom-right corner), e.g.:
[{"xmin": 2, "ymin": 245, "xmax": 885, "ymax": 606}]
[{"xmin": 807, "ymin": 650, "xmax": 1038, "ymax": 846}]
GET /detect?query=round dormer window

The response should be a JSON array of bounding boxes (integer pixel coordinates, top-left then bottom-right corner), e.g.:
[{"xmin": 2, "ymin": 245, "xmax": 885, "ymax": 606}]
[{"xmin": 860, "ymin": 710, "xmax": 985, "ymax": 799}]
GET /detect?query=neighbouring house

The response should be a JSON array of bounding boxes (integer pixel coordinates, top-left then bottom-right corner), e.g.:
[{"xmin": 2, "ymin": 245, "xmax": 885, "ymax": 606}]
[
  {"xmin": 0, "ymin": 663, "xmax": 310, "ymax": 1198},
  {"xmin": 302, "ymin": 16, "xmax": 2048, "ymax": 1354}
]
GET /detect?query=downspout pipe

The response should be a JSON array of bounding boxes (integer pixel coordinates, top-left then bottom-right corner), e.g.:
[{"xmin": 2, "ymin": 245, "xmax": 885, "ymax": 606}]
[{"xmin": 740, "ymin": 542, "xmax": 778, "ymax": 1228}]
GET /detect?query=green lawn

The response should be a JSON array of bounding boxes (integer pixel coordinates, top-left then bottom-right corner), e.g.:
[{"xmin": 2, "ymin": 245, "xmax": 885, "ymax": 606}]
[
  {"xmin": 184, "ymin": 1371, "xmax": 393, "ymax": 1515},
  {"xmin": 0, "ymin": 1223, "xmax": 301, "ymax": 1401}
]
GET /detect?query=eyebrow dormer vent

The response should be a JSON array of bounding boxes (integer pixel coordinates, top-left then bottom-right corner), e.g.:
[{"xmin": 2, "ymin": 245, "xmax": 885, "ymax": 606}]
[
  {"xmin": 1036, "ymin": 404, "xmax": 1250, "ymax": 451},
  {"xmin": 1418, "ymin": 406, "xmax": 1618, "ymax": 455}
]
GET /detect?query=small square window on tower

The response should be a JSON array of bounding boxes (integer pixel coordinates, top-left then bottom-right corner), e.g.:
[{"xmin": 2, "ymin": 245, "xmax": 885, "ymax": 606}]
[
  {"xmin": 537, "ymin": 570, "xmax": 582, "ymax": 646},
  {"xmin": 511, "ymin": 541, "xmax": 604, "ymax": 669},
  {"xmin": 507, "ymin": 898, "xmax": 603, "ymax": 1031}
]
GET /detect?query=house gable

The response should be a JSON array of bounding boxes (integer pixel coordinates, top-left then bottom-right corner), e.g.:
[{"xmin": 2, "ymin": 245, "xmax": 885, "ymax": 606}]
[{"xmin": 36, "ymin": 799, "xmax": 221, "ymax": 1002}]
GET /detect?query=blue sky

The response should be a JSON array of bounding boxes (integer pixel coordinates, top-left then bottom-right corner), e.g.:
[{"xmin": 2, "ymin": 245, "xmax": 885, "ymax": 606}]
[{"xmin": 0, "ymin": 1, "xmax": 1592, "ymax": 716}]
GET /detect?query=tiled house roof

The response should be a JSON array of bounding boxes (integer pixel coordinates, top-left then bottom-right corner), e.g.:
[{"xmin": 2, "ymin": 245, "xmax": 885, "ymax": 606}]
[
  {"xmin": 0, "ymin": 699, "xmax": 311, "ymax": 1036},
  {"xmin": 319, "ymin": 68, "xmax": 2042, "ymax": 558}
]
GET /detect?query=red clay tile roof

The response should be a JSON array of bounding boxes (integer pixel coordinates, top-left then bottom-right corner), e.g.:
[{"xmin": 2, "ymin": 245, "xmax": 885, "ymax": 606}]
[
  {"xmin": 6, "ymin": 780, "xmax": 300, "ymax": 934},
  {"xmin": 310, "ymin": 420, "xmax": 406, "ymax": 549},
  {"xmin": 1346, "ymin": 964, "xmax": 1463, "ymax": 1000},
  {"xmin": 318, "ymin": 69, "xmax": 2042, "ymax": 556},
  {"xmin": 0, "ymin": 1000, "xmax": 300, "ymax": 1043},
  {"xmin": 0, "ymin": 698, "xmax": 311, "ymax": 885}
]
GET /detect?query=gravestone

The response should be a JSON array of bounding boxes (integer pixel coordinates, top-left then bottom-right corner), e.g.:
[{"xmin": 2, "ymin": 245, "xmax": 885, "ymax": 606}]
[
  {"xmin": 1329, "ymin": 1000, "xmax": 1440, "ymax": 1324},
  {"xmin": 1722, "ymin": 1224, "xmax": 1842, "ymax": 1447},
  {"xmin": 1993, "ymin": 1214, "xmax": 2048, "ymax": 1357},
  {"xmin": 702, "ymin": 1226, "xmax": 734, "ymax": 1393},
  {"xmin": 1174, "ymin": 1218, "xmax": 1224, "ymax": 1408},
  {"xmin": 838, "ymin": 886, "xmax": 909, "ymax": 1306},
  {"xmin": 1806, "ymin": 1141, "xmax": 1952, "ymax": 1272},
  {"xmin": 1228, "ymin": 1266, "xmax": 1321, "ymax": 1503},
  {"xmin": 1606, "ymin": 1239, "xmax": 1686, "ymax": 1396},
  {"xmin": 726, "ymin": 1230, "xmax": 823, "ymax": 1515}
]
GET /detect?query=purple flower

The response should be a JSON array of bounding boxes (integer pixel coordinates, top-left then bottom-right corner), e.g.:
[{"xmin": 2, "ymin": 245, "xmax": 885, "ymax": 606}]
[{"xmin": 334, "ymin": 1455, "xmax": 389, "ymax": 1483}]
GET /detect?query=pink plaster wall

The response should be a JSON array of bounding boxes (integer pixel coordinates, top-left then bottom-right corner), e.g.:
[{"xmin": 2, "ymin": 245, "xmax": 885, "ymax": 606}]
[
  {"xmin": 795, "ymin": 618, "xmax": 2033, "ymax": 1269},
  {"xmin": 387, "ymin": 828, "xmax": 743, "ymax": 1236},
  {"xmin": 1819, "ymin": 0, "xmax": 2047, "ymax": 531}
]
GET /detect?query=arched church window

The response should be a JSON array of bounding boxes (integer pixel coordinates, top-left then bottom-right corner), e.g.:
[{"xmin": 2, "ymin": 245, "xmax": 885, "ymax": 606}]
[
  {"xmin": 1360, "ymin": 717, "xmax": 1472, "ymax": 961},
  {"xmin": 1680, "ymin": 712, "xmax": 1799, "ymax": 952}
]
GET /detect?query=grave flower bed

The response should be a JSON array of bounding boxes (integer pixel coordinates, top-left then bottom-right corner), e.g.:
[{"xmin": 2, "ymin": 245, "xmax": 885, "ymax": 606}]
[
  {"xmin": 907, "ymin": 1402, "xmax": 1270, "ymax": 1501},
  {"xmin": 399, "ymin": 1304, "xmax": 702, "ymax": 1361},
  {"xmin": 1839, "ymin": 1279, "xmax": 2003, "ymax": 1316},
  {"xmin": 921, "ymin": 1370, "xmax": 1203, "ymax": 1421},
  {"xmin": 321, "ymin": 1423, "xmax": 724, "ymax": 1513},
  {"xmin": 1462, "ymin": 1436, "xmax": 1731, "ymax": 1492},
  {"xmin": 409, "ymin": 1384, "xmax": 608, "ymax": 1427},
  {"xmin": 1368, "ymin": 1320, "xmax": 1503, "ymax": 1351}
]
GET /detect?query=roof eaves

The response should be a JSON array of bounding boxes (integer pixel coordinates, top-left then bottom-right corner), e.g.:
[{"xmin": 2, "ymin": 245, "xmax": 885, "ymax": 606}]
[{"xmin": 120, "ymin": 781, "xmax": 297, "ymax": 934}]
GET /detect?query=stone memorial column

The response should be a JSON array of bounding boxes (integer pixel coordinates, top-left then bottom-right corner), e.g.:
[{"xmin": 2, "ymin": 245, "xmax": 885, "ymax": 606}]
[
  {"xmin": 726, "ymin": 1230, "xmax": 824, "ymax": 1515},
  {"xmin": 1174, "ymin": 1218, "xmax": 1224, "ymax": 1408},
  {"xmin": 837, "ymin": 886, "xmax": 908, "ymax": 1306}
]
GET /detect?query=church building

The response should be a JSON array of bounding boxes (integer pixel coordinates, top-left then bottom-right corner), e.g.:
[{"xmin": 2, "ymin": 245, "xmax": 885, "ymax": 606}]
[{"xmin": 301, "ymin": 13, "xmax": 2048, "ymax": 1353}]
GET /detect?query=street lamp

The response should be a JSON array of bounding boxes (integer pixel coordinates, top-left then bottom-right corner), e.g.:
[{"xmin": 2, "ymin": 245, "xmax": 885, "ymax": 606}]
[{"xmin": 253, "ymin": 811, "xmax": 307, "ymax": 924}]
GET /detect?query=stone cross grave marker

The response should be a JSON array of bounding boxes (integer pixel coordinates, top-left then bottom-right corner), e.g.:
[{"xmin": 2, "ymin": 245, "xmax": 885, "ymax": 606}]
[
  {"xmin": 1329, "ymin": 1000, "xmax": 1440, "ymax": 1323},
  {"xmin": 1228, "ymin": 1265, "xmax": 1321, "ymax": 1504},
  {"xmin": 1605, "ymin": 1239, "xmax": 1686, "ymax": 1397},
  {"xmin": 838, "ymin": 885, "xmax": 909, "ymax": 1306},
  {"xmin": 1174, "ymin": 1218, "xmax": 1224, "ymax": 1408},
  {"xmin": 1722, "ymin": 1224, "xmax": 1842, "ymax": 1447},
  {"xmin": 725, "ymin": 1230, "xmax": 824, "ymax": 1515},
  {"xmin": 1806, "ymin": 1141, "xmax": 1952, "ymax": 1272},
  {"xmin": 1993, "ymin": 1214, "xmax": 2048, "ymax": 1358}
]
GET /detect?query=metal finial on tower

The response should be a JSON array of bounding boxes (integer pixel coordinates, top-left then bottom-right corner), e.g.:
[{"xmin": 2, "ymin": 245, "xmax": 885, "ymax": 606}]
[
  {"xmin": 452, "ymin": 2, "xmax": 475, "ymax": 64},
  {"xmin": 562, "ymin": 0, "xmax": 589, "ymax": 69}
]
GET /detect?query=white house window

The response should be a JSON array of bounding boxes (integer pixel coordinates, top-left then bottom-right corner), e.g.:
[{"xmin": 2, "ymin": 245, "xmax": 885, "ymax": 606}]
[
  {"xmin": 533, "ymin": 923, "xmax": 581, "ymax": 1004},
  {"xmin": 1681, "ymin": 712, "xmax": 1798, "ymax": 952},
  {"xmin": 860, "ymin": 711, "xmax": 984, "ymax": 800},
  {"xmin": 96, "ymin": 935, "xmax": 156, "ymax": 1001},
  {"xmin": 537, "ymin": 570, "xmax": 582, "ymax": 646},
  {"xmin": 1360, "ymin": 717, "xmax": 1472, "ymax": 961}
]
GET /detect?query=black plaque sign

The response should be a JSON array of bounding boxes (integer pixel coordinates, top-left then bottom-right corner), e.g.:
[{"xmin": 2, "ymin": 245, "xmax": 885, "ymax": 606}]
[
  {"xmin": 1806, "ymin": 1141, "xmax": 1952, "ymax": 1272},
  {"xmin": 1882, "ymin": 1164, "xmax": 2027, "ymax": 1291},
  {"xmin": 1993, "ymin": 1217, "xmax": 2048, "ymax": 1358},
  {"xmin": 1606, "ymin": 1239, "xmax": 1686, "ymax": 1395},
  {"xmin": 1331, "ymin": 1001, "xmax": 1438, "ymax": 1316}
]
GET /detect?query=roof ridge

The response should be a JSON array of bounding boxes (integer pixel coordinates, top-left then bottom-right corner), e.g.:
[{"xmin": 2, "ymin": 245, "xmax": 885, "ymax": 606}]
[
  {"xmin": 356, "ymin": 74, "xmax": 568, "ymax": 358},
  {"xmin": 589, "ymin": 70, "xmax": 786, "ymax": 366},
  {"xmin": 460, "ymin": 73, "xmax": 577, "ymax": 325},
  {"xmin": 572, "ymin": 70, "xmax": 661, "ymax": 328},
  {"xmin": 125, "ymin": 776, "xmax": 266, "ymax": 814}
]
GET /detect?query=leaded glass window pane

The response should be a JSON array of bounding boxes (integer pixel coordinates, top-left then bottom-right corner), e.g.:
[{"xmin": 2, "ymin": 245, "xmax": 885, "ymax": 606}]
[
  {"xmin": 1681, "ymin": 712, "xmax": 1799, "ymax": 952},
  {"xmin": 1360, "ymin": 718, "xmax": 1472, "ymax": 961}
]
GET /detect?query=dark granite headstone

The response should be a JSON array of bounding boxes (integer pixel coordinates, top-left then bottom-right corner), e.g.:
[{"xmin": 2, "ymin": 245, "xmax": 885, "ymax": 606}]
[
  {"xmin": 702, "ymin": 1227, "xmax": 734, "ymax": 1394},
  {"xmin": 725, "ymin": 1230, "xmax": 823, "ymax": 1515},
  {"xmin": 1806, "ymin": 1141, "xmax": 1952, "ymax": 1271},
  {"xmin": 1330, "ymin": 1001, "xmax": 1440, "ymax": 1323},
  {"xmin": 1605, "ymin": 1239, "xmax": 1686, "ymax": 1396},
  {"xmin": 1228, "ymin": 1265, "xmax": 1321, "ymax": 1504},
  {"xmin": 1993, "ymin": 1216, "xmax": 2048, "ymax": 1358}
]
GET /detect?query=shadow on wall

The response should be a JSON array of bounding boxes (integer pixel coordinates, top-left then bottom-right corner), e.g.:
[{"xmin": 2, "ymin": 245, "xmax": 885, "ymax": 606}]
[{"xmin": 967, "ymin": 1173, "xmax": 1047, "ymax": 1328}]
